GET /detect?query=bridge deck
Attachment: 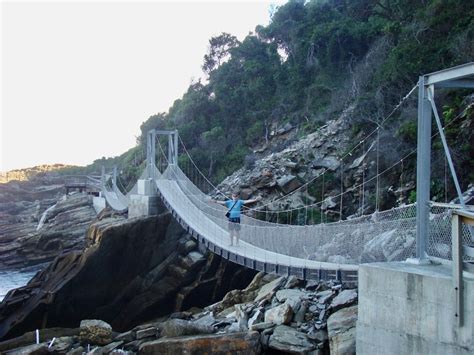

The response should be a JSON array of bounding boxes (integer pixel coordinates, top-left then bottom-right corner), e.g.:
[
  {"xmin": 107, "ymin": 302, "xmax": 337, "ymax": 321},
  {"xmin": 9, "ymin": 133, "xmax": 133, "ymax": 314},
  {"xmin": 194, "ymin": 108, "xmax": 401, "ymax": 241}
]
[{"xmin": 155, "ymin": 178, "xmax": 358, "ymax": 284}]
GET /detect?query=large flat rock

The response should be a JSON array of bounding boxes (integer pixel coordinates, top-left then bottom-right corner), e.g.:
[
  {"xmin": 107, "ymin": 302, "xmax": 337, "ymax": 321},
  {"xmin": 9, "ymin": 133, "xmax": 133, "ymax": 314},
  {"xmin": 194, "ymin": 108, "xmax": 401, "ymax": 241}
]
[
  {"xmin": 268, "ymin": 325, "xmax": 317, "ymax": 354},
  {"xmin": 139, "ymin": 331, "xmax": 260, "ymax": 354}
]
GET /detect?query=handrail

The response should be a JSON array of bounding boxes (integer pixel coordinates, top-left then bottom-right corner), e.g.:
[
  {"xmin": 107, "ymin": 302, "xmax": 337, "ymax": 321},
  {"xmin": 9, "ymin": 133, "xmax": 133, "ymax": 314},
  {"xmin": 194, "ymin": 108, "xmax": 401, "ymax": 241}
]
[{"xmin": 452, "ymin": 209, "xmax": 474, "ymax": 327}]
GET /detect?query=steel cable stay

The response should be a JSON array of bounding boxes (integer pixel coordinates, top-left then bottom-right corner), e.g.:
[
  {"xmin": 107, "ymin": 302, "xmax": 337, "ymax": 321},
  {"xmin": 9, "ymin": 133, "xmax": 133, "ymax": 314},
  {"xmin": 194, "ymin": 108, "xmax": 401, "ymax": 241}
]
[
  {"xmin": 173, "ymin": 85, "xmax": 418, "ymax": 213},
  {"xmin": 158, "ymin": 132, "xmax": 467, "ymax": 226}
]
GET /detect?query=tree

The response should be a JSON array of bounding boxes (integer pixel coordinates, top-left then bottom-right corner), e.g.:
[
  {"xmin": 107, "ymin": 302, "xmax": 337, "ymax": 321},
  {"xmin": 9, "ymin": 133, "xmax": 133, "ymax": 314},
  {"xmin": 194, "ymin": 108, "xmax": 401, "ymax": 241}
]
[{"xmin": 202, "ymin": 33, "xmax": 240, "ymax": 75}]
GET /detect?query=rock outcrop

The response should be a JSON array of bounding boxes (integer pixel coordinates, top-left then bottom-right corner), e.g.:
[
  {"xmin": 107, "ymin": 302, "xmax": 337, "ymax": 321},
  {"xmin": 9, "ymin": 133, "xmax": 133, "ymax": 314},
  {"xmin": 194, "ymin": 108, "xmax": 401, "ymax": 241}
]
[
  {"xmin": 1, "ymin": 171, "xmax": 99, "ymax": 271},
  {"xmin": 0, "ymin": 193, "xmax": 97, "ymax": 269},
  {"xmin": 139, "ymin": 331, "xmax": 261, "ymax": 354},
  {"xmin": 0, "ymin": 207, "xmax": 257, "ymax": 340},
  {"xmin": 0, "ymin": 270, "xmax": 359, "ymax": 354}
]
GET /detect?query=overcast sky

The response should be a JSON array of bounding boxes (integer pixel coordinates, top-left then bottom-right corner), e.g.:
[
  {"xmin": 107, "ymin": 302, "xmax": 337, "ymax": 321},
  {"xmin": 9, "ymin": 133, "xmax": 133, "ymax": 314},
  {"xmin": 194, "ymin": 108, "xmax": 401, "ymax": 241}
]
[{"xmin": 1, "ymin": 0, "xmax": 285, "ymax": 172}]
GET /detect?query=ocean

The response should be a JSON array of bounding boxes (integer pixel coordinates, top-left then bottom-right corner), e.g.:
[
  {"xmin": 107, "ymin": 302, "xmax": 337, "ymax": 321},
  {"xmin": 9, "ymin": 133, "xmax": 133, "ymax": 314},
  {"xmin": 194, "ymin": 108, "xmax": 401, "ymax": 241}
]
[{"xmin": 0, "ymin": 266, "xmax": 43, "ymax": 302}]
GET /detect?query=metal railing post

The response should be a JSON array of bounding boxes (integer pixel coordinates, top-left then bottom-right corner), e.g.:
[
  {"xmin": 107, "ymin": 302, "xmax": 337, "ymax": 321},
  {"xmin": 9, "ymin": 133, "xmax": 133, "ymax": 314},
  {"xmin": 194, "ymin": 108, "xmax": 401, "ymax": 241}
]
[
  {"xmin": 452, "ymin": 212, "xmax": 463, "ymax": 326},
  {"xmin": 415, "ymin": 76, "xmax": 432, "ymax": 261},
  {"xmin": 173, "ymin": 130, "xmax": 178, "ymax": 166},
  {"xmin": 146, "ymin": 130, "xmax": 156, "ymax": 180},
  {"xmin": 113, "ymin": 166, "xmax": 117, "ymax": 187},
  {"xmin": 452, "ymin": 210, "xmax": 474, "ymax": 327}
]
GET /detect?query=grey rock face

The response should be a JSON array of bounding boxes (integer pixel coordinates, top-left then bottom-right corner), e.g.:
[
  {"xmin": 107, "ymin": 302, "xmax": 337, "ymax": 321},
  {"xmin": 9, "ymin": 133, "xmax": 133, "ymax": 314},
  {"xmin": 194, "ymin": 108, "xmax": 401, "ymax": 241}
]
[
  {"xmin": 327, "ymin": 305, "xmax": 358, "ymax": 355},
  {"xmin": 269, "ymin": 325, "xmax": 317, "ymax": 354},
  {"xmin": 0, "ymin": 213, "xmax": 257, "ymax": 340},
  {"xmin": 0, "ymin": 192, "xmax": 97, "ymax": 269}
]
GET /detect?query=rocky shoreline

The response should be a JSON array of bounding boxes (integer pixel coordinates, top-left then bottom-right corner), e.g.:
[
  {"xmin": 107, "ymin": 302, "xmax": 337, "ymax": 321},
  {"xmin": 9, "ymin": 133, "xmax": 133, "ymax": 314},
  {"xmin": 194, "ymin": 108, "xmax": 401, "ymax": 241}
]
[{"xmin": 0, "ymin": 272, "xmax": 358, "ymax": 354}]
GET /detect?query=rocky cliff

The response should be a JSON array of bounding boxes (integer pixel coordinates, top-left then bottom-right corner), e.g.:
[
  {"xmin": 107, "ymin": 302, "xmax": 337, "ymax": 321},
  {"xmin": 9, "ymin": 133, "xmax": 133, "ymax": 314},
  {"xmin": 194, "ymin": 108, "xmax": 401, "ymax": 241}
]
[
  {"xmin": 0, "ymin": 205, "xmax": 257, "ymax": 340},
  {"xmin": 214, "ymin": 110, "xmax": 411, "ymax": 222},
  {"xmin": 0, "ymin": 164, "xmax": 75, "ymax": 184},
  {"xmin": 0, "ymin": 178, "xmax": 97, "ymax": 269}
]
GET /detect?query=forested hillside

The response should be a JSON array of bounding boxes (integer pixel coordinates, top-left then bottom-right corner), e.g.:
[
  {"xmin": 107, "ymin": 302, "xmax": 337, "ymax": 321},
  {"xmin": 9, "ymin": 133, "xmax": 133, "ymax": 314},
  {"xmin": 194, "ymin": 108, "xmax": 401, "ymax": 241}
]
[{"xmin": 73, "ymin": 0, "xmax": 472, "ymax": 206}]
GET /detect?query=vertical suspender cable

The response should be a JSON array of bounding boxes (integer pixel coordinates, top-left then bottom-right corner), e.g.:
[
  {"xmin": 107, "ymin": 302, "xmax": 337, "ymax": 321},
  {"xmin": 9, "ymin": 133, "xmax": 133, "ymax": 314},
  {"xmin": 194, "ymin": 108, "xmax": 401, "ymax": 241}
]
[
  {"xmin": 444, "ymin": 156, "xmax": 448, "ymax": 203},
  {"xmin": 339, "ymin": 161, "xmax": 343, "ymax": 221},
  {"xmin": 400, "ymin": 159, "xmax": 404, "ymax": 195},
  {"xmin": 321, "ymin": 170, "xmax": 325, "ymax": 224},
  {"xmin": 305, "ymin": 183, "xmax": 308, "ymax": 225},
  {"xmin": 361, "ymin": 140, "xmax": 365, "ymax": 215},
  {"xmin": 376, "ymin": 128, "xmax": 380, "ymax": 211}
]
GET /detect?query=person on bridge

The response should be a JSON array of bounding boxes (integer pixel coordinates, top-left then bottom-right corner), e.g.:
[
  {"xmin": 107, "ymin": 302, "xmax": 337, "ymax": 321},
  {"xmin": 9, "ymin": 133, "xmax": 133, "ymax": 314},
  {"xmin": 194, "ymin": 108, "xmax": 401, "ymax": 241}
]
[{"xmin": 213, "ymin": 192, "xmax": 261, "ymax": 246}]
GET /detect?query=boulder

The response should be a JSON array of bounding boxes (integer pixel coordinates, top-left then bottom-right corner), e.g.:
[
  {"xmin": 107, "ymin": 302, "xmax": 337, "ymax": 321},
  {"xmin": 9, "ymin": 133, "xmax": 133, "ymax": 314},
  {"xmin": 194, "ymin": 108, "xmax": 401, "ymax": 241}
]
[
  {"xmin": 177, "ymin": 239, "xmax": 196, "ymax": 255},
  {"xmin": 268, "ymin": 325, "xmax": 317, "ymax": 354},
  {"xmin": 307, "ymin": 329, "xmax": 329, "ymax": 343},
  {"xmin": 239, "ymin": 188, "xmax": 254, "ymax": 200},
  {"xmin": 316, "ymin": 290, "xmax": 333, "ymax": 304},
  {"xmin": 264, "ymin": 303, "xmax": 293, "ymax": 325},
  {"xmin": 276, "ymin": 175, "xmax": 302, "ymax": 194},
  {"xmin": 114, "ymin": 330, "xmax": 135, "ymax": 342},
  {"xmin": 66, "ymin": 346, "xmax": 84, "ymax": 355},
  {"xmin": 360, "ymin": 229, "xmax": 415, "ymax": 263},
  {"xmin": 254, "ymin": 276, "xmax": 285, "ymax": 302},
  {"xmin": 139, "ymin": 331, "xmax": 261, "ymax": 354},
  {"xmin": 159, "ymin": 319, "xmax": 214, "ymax": 338},
  {"xmin": 283, "ymin": 275, "xmax": 301, "ymax": 289},
  {"xmin": 330, "ymin": 289, "xmax": 357, "ymax": 310},
  {"xmin": 49, "ymin": 336, "xmax": 74, "ymax": 352},
  {"xmin": 234, "ymin": 304, "xmax": 249, "ymax": 331},
  {"xmin": 327, "ymin": 305, "xmax": 357, "ymax": 355},
  {"xmin": 136, "ymin": 327, "xmax": 157, "ymax": 340},
  {"xmin": 311, "ymin": 156, "xmax": 340, "ymax": 171},
  {"xmin": 193, "ymin": 313, "xmax": 217, "ymax": 328},
  {"xmin": 247, "ymin": 308, "xmax": 264, "ymax": 328},
  {"xmin": 275, "ymin": 289, "xmax": 308, "ymax": 309},
  {"xmin": 294, "ymin": 301, "xmax": 307, "ymax": 323},
  {"xmin": 79, "ymin": 319, "xmax": 112, "ymax": 345},
  {"xmin": 180, "ymin": 251, "xmax": 205, "ymax": 270}
]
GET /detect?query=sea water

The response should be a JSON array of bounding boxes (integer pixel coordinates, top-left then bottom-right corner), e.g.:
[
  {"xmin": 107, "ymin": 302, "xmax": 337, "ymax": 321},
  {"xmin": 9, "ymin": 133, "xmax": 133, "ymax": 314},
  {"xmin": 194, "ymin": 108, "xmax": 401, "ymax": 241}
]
[{"xmin": 0, "ymin": 266, "xmax": 43, "ymax": 301}]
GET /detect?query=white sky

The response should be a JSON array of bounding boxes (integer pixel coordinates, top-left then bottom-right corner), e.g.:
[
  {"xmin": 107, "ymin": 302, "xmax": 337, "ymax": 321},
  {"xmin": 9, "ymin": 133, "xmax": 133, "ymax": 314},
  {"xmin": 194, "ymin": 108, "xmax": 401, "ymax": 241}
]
[{"xmin": 1, "ymin": 0, "xmax": 285, "ymax": 172}]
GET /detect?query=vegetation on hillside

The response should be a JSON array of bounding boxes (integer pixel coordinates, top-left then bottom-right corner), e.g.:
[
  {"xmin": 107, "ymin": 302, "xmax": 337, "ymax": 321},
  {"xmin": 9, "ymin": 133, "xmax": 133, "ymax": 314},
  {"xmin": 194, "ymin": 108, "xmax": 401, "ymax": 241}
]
[
  {"xmin": 61, "ymin": 0, "xmax": 473, "ymax": 205},
  {"xmin": 137, "ymin": 0, "xmax": 473, "ymax": 192}
]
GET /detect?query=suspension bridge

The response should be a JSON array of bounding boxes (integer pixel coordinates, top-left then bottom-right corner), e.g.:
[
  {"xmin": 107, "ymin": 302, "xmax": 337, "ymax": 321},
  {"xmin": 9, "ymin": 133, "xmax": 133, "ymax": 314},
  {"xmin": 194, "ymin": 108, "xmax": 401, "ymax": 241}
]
[{"xmin": 97, "ymin": 63, "xmax": 473, "ymax": 285}]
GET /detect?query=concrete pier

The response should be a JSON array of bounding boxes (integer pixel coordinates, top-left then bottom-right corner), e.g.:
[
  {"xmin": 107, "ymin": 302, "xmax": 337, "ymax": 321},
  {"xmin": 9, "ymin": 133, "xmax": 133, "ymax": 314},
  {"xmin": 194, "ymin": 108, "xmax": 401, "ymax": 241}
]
[
  {"xmin": 357, "ymin": 262, "xmax": 474, "ymax": 355},
  {"xmin": 128, "ymin": 179, "xmax": 159, "ymax": 218}
]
